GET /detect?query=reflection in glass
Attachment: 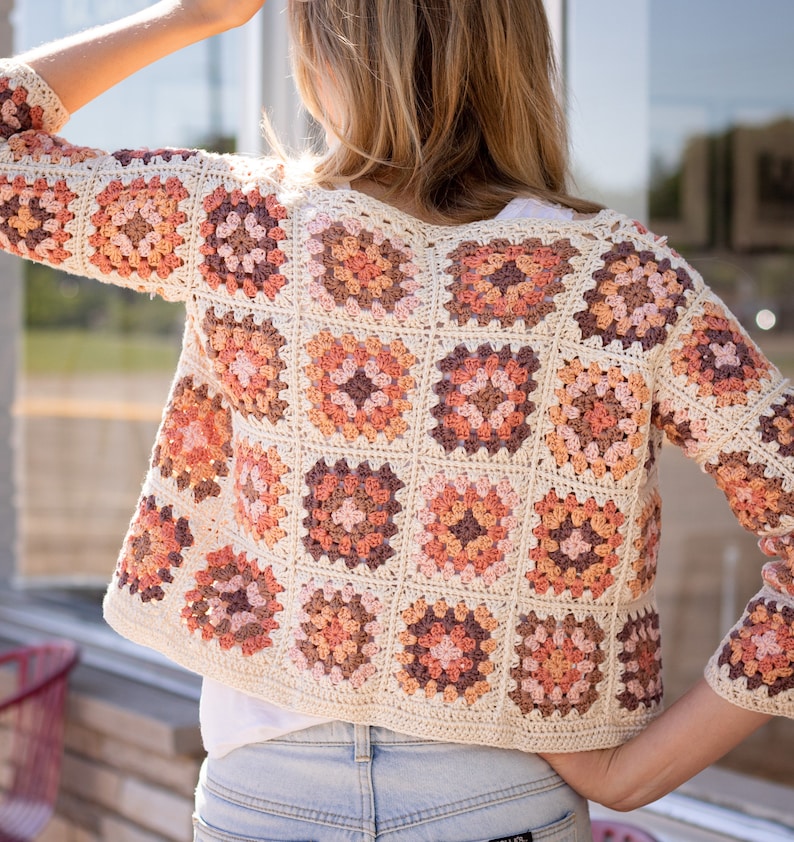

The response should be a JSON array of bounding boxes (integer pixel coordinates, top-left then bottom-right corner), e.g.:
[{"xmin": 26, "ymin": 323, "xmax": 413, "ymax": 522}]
[{"xmin": 567, "ymin": 0, "xmax": 794, "ymax": 786}]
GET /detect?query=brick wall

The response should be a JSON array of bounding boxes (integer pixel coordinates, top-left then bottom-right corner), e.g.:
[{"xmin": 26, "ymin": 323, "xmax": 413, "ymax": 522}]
[{"xmin": 31, "ymin": 665, "xmax": 202, "ymax": 842}]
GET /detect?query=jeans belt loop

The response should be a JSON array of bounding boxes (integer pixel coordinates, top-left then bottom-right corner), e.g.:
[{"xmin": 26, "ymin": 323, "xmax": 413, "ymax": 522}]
[{"xmin": 354, "ymin": 723, "xmax": 371, "ymax": 762}]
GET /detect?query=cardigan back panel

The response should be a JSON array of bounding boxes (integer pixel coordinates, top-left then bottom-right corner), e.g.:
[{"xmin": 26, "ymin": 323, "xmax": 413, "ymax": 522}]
[{"xmin": 0, "ymin": 61, "xmax": 792, "ymax": 753}]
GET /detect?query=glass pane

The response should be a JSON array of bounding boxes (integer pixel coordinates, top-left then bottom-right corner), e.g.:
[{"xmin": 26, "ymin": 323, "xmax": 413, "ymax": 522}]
[
  {"xmin": 566, "ymin": 0, "xmax": 650, "ymax": 221},
  {"xmin": 568, "ymin": 0, "xmax": 794, "ymax": 785},
  {"xmin": 13, "ymin": 0, "xmax": 243, "ymax": 584}
]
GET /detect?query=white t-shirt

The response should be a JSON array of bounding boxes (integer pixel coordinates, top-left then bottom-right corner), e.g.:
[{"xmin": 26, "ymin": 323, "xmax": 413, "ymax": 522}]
[{"xmin": 200, "ymin": 195, "xmax": 575, "ymax": 758}]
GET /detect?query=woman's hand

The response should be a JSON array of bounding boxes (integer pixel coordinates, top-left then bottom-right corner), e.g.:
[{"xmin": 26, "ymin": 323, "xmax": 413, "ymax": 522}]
[
  {"xmin": 18, "ymin": 0, "xmax": 266, "ymax": 114},
  {"xmin": 540, "ymin": 679, "xmax": 771, "ymax": 811}
]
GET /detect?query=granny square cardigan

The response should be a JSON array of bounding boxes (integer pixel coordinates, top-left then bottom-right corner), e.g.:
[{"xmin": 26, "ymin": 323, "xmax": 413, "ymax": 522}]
[{"xmin": 1, "ymin": 61, "xmax": 792, "ymax": 753}]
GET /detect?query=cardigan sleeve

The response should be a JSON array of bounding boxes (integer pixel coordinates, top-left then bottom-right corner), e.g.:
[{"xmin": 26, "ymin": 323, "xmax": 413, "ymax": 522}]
[
  {"xmin": 653, "ymin": 257, "xmax": 794, "ymax": 718},
  {"xmin": 0, "ymin": 60, "xmax": 287, "ymax": 304}
]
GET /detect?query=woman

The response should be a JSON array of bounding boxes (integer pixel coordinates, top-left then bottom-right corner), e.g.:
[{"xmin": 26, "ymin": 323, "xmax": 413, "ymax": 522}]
[{"xmin": 1, "ymin": 1, "xmax": 790, "ymax": 839}]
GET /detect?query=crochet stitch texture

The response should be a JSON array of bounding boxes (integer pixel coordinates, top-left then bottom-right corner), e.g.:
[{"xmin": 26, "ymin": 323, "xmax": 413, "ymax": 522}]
[{"xmin": 1, "ymin": 61, "xmax": 792, "ymax": 752}]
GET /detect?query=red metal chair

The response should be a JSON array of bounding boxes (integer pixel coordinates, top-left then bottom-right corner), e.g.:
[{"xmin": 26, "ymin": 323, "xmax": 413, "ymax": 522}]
[
  {"xmin": 592, "ymin": 819, "xmax": 660, "ymax": 842},
  {"xmin": 0, "ymin": 641, "xmax": 79, "ymax": 842}
]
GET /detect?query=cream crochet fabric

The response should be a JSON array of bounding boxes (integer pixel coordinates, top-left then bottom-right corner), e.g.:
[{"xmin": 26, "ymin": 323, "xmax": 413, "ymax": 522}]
[{"xmin": 1, "ymin": 61, "xmax": 792, "ymax": 753}]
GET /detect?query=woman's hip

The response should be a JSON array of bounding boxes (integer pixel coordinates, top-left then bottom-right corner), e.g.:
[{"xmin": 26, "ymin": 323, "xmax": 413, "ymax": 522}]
[{"xmin": 194, "ymin": 721, "xmax": 590, "ymax": 842}]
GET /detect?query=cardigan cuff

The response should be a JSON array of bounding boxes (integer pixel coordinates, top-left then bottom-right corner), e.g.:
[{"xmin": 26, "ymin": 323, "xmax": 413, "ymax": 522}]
[{"xmin": 705, "ymin": 585, "xmax": 794, "ymax": 718}]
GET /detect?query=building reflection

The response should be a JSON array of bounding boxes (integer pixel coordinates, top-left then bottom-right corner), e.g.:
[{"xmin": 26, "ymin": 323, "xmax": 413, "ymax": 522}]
[{"xmin": 651, "ymin": 119, "xmax": 794, "ymax": 333}]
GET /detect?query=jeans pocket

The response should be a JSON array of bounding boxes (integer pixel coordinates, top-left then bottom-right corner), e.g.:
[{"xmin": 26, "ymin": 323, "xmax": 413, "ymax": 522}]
[
  {"xmin": 193, "ymin": 813, "xmax": 317, "ymax": 842},
  {"xmin": 530, "ymin": 810, "xmax": 577, "ymax": 841}
]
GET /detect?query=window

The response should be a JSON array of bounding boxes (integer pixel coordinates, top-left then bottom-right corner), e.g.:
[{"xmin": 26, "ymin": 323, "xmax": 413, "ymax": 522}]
[
  {"xmin": 0, "ymin": 0, "xmax": 301, "ymax": 693},
  {"xmin": 14, "ymin": 0, "xmax": 240, "ymax": 589},
  {"xmin": 567, "ymin": 0, "xmax": 794, "ymax": 786}
]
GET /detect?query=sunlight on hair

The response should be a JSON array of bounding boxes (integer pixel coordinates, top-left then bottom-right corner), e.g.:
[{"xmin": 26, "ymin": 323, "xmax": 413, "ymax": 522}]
[{"xmin": 285, "ymin": 0, "xmax": 602, "ymax": 223}]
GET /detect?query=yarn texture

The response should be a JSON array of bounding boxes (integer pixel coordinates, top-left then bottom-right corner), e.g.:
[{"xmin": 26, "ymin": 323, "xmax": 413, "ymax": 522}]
[{"xmin": 1, "ymin": 61, "xmax": 792, "ymax": 752}]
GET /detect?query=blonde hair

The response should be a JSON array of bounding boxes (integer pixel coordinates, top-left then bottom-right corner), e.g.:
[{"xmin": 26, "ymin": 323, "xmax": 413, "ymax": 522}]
[{"xmin": 286, "ymin": 0, "xmax": 601, "ymax": 223}]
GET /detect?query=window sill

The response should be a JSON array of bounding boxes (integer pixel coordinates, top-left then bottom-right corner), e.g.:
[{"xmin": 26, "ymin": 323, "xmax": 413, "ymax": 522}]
[
  {"xmin": 591, "ymin": 767, "xmax": 794, "ymax": 841},
  {"xmin": 0, "ymin": 587, "xmax": 200, "ymax": 701}
]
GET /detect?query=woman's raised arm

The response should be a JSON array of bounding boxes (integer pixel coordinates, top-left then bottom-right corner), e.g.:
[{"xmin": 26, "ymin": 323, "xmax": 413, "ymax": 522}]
[{"xmin": 17, "ymin": 0, "xmax": 265, "ymax": 114}]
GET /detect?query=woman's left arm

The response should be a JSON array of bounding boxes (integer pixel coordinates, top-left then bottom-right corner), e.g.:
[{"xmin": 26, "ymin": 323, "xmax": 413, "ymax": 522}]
[
  {"xmin": 545, "ymin": 234, "xmax": 794, "ymax": 809},
  {"xmin": 0, "ymin": 1, "xmax": 275, "ymax": 299},
  {"xmin": 541, "ymin": 678, "xmax": 770, "ymax": 811}
]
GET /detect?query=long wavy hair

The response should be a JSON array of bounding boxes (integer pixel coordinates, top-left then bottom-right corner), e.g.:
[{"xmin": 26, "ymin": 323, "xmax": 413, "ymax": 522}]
[{"xmin": 286, "ymin": 0, "xmax": 601, "ymax": 223}]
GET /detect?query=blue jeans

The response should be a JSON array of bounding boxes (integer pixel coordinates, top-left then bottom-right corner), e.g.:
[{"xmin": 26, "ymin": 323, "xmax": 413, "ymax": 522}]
[{"xmin": 193, "ymin": 721, "xmax": 590, "ymax": 841}]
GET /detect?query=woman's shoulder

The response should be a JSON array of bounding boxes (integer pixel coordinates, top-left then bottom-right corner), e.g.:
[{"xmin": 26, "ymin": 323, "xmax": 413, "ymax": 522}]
[{"xmin": 268, "ymin": 174, "xmax": 702, "ymax": 289}]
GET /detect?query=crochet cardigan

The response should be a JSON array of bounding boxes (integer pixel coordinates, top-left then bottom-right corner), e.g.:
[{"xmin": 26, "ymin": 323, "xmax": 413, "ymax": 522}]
[{"xmin": 1, "ymin": 61, "xmax": 792, "ymax": 753}]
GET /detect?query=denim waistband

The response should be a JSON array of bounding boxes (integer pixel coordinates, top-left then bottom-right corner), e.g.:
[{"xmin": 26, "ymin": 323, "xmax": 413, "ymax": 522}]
[{"xmin": 266, "ymin": 719, "xmax": 463, "ymax": 751}]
